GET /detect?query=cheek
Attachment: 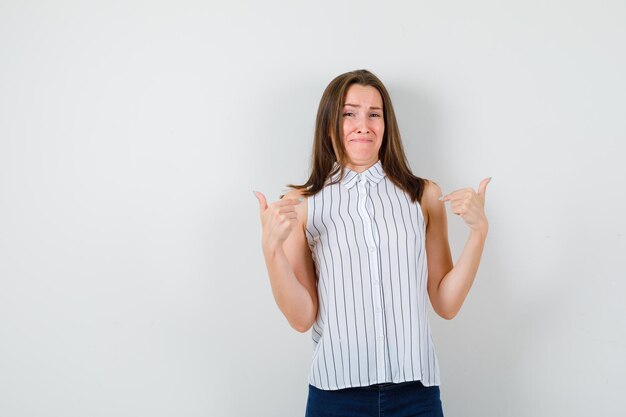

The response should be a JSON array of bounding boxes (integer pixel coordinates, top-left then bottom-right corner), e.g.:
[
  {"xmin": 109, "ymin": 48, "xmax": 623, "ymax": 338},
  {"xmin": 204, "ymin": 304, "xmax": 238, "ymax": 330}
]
[
  {"xmin": 376, "ymin": 122, "xmax": 385, "ymax": 137},
  {"xmin": 342, "ymin": 120, "xmax": 353, "ymax": 138}
]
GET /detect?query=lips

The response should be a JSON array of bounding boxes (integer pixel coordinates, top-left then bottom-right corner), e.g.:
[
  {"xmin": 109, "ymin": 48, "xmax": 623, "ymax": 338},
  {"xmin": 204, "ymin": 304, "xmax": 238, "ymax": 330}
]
[{"xmin": 350, "ymin": 138, "xmax": 373, "ymax": 143}]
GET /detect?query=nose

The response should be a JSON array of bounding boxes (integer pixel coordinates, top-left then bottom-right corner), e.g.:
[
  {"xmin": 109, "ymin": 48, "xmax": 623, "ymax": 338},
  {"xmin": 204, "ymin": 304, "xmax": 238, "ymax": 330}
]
[{"xmin": 356, "ymin": 116, "xmax": 370, "ymax": 133}]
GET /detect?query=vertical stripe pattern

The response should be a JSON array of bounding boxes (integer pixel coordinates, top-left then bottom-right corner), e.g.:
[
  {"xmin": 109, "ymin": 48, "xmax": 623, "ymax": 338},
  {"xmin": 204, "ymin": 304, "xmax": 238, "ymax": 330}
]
[{"xmin": 305, "ymin": 160, "xmax": 441, "ymax": 391}]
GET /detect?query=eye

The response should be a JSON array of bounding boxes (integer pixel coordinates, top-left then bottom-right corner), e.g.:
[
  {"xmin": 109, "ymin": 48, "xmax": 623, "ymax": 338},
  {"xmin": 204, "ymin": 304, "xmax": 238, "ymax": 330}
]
[
  {"xmin": 370, "ymin": 113, "xmax": 381, "ymax": 118},
  {"xmin": 343, "ymin": 112, "xmax": 355, "ymax": 117}
]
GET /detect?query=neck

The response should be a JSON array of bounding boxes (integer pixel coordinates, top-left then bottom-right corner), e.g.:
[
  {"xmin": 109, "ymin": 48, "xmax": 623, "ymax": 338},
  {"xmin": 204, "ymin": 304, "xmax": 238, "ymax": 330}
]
[{"xmin": 345, "ymin": 159, "xmax": 378, "ymax": 173}]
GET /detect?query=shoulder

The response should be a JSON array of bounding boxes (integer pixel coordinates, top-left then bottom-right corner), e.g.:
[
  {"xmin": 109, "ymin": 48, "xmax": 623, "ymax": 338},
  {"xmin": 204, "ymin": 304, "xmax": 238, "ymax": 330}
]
[{"xmin": 420, "ymin": 179, "xmax": 443, "ymax": 228}]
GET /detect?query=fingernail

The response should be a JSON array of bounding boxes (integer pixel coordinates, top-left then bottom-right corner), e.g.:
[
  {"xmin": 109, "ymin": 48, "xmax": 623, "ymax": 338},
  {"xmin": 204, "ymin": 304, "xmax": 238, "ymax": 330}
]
[
  {"xmin": 438, "ymin": 195, "xmax": 444, "ymax": 201},
  {"xmin": 488, "ymin": 177, "xmax": 492, "ymax": 182},
  {"xmin": 252, "ymin": 190, "xmax": 257, "ymax": 197},
  {"xmin": 298, "ymin": 197, "xmax": 304, "ymax": 202}
]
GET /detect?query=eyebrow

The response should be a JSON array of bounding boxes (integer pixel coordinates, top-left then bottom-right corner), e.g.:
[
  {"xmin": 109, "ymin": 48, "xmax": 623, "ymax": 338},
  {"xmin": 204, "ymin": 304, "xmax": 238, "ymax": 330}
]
[{"xmin": 343, "ymin": 103, "xmax": 383, "ymax": 110}]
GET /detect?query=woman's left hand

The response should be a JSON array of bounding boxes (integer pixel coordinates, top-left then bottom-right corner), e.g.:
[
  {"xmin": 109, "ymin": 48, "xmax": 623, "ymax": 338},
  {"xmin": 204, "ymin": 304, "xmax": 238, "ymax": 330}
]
[{"xmin": 440, "ymin": 177, "xmax": 491, "ymax": 234}]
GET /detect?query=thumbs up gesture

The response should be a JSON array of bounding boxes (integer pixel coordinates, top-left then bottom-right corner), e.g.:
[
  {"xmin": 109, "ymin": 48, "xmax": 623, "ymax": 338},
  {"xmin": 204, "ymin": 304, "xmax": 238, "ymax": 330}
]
[
  {"xmin": 253, "ymin": 191, "xmax": 303, "ymax": 249},
  {"xmin": 439, "ymin": 177, "xmax": 491, "ymax": 234}
]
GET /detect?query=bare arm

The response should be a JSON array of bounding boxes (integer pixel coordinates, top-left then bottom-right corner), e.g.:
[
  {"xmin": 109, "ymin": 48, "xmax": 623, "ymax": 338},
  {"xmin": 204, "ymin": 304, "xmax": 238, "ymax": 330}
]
[
  {"xmin": 255, "ymin": 189, "xmax": 318, "ymax": 332},
  {"xmin": 423, "ymin": 179, "xmax": 490, "ymax": 320}
]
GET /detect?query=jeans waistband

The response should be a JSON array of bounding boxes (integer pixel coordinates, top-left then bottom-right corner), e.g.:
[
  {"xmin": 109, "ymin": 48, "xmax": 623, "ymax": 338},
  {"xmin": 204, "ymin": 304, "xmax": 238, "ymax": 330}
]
[
  {"xmin": 371, "ymin": 383, "xmax": 395, "ymax": 387},
  {"xmin": 358, "ymin": 380, "xmax": 423, "ymax": 391}
]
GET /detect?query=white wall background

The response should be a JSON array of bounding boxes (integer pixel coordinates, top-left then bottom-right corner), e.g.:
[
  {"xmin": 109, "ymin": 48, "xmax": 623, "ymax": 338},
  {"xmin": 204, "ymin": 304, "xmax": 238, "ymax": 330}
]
[{"xmin": 1, "ymin": 1, "xmax": 624, "ymax": 416}]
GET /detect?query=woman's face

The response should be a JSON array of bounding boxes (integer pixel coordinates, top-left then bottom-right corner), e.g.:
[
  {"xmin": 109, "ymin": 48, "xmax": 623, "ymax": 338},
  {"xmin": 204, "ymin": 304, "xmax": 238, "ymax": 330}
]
[{"xmin": 341, "ymin": 84, "xmax": 385, "ymax": 171}]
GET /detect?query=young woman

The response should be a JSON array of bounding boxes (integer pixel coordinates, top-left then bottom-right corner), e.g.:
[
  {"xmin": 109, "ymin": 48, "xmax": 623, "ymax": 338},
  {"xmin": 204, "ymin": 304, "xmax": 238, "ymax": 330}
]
[{"xmin": 254, "ymin": 69, "xmax": 490, "ymax": 417}]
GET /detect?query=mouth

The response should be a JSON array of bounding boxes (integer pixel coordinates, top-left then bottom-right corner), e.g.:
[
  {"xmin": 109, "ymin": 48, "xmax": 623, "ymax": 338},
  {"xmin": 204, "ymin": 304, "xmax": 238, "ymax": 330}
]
[{"xmin": 350, "ymin": 138, "xmax": 373, "ymax": 143}]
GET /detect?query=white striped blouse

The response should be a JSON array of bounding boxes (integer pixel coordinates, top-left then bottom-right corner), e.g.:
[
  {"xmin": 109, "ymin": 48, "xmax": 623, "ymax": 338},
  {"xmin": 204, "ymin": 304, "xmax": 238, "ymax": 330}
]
[{"xmin": 305, "ymin": 160, "xmax": 441, "ymax": 391}]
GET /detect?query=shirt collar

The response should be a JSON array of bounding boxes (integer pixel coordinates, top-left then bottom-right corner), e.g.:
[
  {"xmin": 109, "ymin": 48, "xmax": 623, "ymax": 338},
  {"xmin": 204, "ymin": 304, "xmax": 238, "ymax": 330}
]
[{"xmin": 330, "ymin": 160, "xmax": 386, "ymax": 189}]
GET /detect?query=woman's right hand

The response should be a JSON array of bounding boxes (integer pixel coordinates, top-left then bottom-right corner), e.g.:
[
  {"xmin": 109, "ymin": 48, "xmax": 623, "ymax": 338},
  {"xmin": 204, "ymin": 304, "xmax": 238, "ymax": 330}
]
[{"xmin": 253, "ymin": 191, "xmax": 303, "ymax": 250}]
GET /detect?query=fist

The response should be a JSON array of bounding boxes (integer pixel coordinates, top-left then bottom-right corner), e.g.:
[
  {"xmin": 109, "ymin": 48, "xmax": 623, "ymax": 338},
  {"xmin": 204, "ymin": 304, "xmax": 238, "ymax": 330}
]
[
  {"xmin": 253, "ymin": 191, "xmax": 303, "ymax": 249},
  {"xmin": 440, "ymin": 177, "xmax": 491, "ymax": 233}
]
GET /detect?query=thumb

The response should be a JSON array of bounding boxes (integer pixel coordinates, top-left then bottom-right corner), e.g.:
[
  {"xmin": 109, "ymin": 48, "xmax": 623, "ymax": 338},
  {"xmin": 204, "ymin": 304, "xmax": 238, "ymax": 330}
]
[
  {"xmin": 477, "ymin": 177, "xmax": 492, "ymax": 197},
  {"xmin": 253, "ymin": 190, "xmax": 268, "ymax": 212}
]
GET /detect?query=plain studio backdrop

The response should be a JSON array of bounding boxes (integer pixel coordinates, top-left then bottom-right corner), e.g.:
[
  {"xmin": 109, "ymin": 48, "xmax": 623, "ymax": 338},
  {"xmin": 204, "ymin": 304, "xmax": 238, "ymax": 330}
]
[{"xmin": 1, "ymin": 1, "xmax": 624, "ymax": 416}]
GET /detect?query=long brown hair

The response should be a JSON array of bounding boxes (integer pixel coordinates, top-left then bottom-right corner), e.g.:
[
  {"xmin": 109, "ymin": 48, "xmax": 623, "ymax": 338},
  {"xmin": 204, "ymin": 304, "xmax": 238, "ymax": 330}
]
[{"xmin": 287, "ymin": 69, "xmax": 428, "ymax": 203}]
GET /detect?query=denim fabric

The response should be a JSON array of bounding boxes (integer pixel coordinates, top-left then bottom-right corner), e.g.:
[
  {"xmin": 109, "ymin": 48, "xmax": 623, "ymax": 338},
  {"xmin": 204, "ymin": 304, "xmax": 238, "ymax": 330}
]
[{"xmin": 305, "ymin": 380, "xmax": 444, "ymax": 417}]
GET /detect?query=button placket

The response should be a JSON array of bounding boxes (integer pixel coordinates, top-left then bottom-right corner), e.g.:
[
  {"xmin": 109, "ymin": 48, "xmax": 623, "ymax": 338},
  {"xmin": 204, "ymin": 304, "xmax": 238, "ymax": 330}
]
[{"xmin": 356, "ymin": 175, "xmax": 386, "ymax": 380}]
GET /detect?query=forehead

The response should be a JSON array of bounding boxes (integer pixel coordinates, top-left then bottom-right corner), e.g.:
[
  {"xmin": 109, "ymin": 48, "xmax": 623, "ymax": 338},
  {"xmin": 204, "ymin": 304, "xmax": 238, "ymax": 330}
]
[{"xmin": 343, "ymin": 84, "xmax": 383, "ymax": 107}]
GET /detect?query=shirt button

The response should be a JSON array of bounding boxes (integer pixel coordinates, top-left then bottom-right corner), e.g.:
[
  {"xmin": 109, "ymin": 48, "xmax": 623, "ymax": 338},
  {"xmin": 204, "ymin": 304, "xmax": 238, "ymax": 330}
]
[
  {"xmin": 369, "ymin": 246, "xmax": 376, "ymax": 253},
  {"xmin": 375, "ymin": 307, "xmax": 382, "ymax": 313}
]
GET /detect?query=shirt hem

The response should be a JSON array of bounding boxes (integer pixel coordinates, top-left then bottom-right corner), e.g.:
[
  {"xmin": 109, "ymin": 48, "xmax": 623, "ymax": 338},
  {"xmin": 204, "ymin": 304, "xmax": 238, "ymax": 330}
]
[{"xmin": 308, "ymin": 376, "xmax": 440, "ymax": 391}]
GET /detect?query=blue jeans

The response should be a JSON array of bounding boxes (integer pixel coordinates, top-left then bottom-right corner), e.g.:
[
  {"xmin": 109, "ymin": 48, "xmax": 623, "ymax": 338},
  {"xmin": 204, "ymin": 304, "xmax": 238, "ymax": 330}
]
[{"xmin": 305, "ymin": 380, "xmax": 444, "ymax": 417}]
